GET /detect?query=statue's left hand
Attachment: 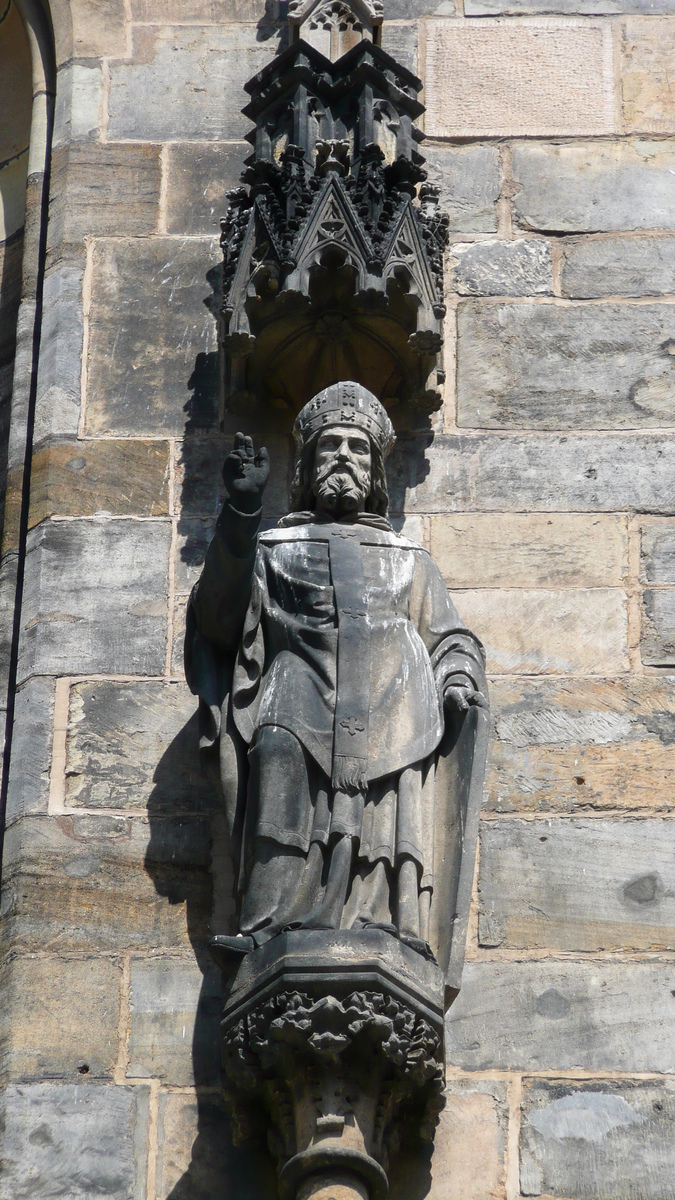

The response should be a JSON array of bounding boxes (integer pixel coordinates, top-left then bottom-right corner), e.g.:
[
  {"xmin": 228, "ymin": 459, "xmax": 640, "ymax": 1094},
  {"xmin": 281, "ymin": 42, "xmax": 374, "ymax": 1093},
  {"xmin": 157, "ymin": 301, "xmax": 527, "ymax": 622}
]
[{"xmin": 443, "ymin": 674, "xmax": 488, "ymax": 717}]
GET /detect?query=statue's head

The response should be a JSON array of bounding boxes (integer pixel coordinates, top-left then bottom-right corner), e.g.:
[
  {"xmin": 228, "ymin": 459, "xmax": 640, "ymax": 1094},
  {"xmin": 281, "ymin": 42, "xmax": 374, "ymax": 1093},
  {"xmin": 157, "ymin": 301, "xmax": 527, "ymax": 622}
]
[{"xmin": 290, "ymin": 382, "xmax": 395, "ymax": 517}]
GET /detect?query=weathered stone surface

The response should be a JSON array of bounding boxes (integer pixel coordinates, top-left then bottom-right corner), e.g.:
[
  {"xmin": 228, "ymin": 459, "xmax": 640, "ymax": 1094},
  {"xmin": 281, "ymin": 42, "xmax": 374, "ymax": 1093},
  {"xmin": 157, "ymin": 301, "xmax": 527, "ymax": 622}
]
[
  {"xmin": 423, "ymin": 146, "xmax": 500, "ymax": 234},
  {"xmin": 520, "ymin": 1078, "xmax": 675, "ymax": 1199},
  {"xmin": 1, "ymin": 814, "xmax": 211, "ymax": 953},
  {"xmin": 642, "ymin": 588, "xmax": 675, "ymax": 664},
  {"xmin": 166, "ymin": 143, "xmax": 247, "ymax": 236},
  {"xmin": 469, "ymin": 0, "xmax": 675, "ymax": 11},
  {"xmin": 86, "ymin": 238, "xmax": 219, "ymax": 437},
  {"xmin": 33, "ymin": 263, "xmax": 84, "ymax": 446},
  {"xmin": 170, "ymin": 595, "xmax": 187, "ymax": 678},
  {"xmin": 130, "ymin": 0, "xmax": 280, "ymax": 19},
  {"xmin": 0, "ymin": 955, "xmax": 121, "ymax": 1080},
  {"xmin": 456, "ymin": 588, "xmax": 628, "ymax": 674},
  {"xmin": 49, "ymin": 144, "xmax": 160, "ymax": 252},
  {"xmin": 622, "ymin": 18, "xmax": 675, "ymax": 133},
  {"xmin": 388, "ymin": 0, "xmax": 455, "ymax": 13},
  {"xmin": 448, "ymin": 239, "xmax": 552, "ymax": 296},
  {"xmin": 641, "ymin": 522, "xmax": 675, "ymax": 582},
  {"xmin": 5, "ymin": 677, "xmax": 55, "ymax": 824},
  {"xmin": 66, "ymin": 680, "xmax": 210, "ymax": 813},
  {"xmin": 446, "ymin": 961, "xmax": 675, "ymax": 1071},
  {"xmin": 53, "ymin": 63, "xmax": 102, "ymax": 149},
  {"xmin": 562, "ymin": 235, "xmax": 675, "ymax": 297},
  {"xmin": 380, "ymin": 22, "xmax": 417, "ymax": 73},
  {"xmin": 513, "ymin": 141, "xmax": 675, "ymax": 233},
  {"xmin": 71, "ymin": 0, "xmax": 127, "ymax": 58},
  {"xmin": 424, "ymin": 20, "xmax": 614, "ymax": 138},
  {"xmin": 108, "ymin": 26, "xmax": 272, "ymax": 142},
  {"xmin": 127, "ymin": 958, "xmax": 222, "ymax": 1085},
  {"xmin": 175, "ymin": 517, "xmax": 215, "ymax": 594},
  {"xmin": 457, "ymin": 301, "xmax": 675, "ymax": 430},
  {"xmin": 486, "ymin": 676, "xmax": 675, "ymax": 813},
  {"xmin": 390, "ymin": 1079, "xmax": 508, "ymax": 1200},
  {"xmin": 480, "ymin": 818, "xmax": 675, "ymax": 951},
  {"xmin": 0, "ymin": 1083, "xmax": 149, "ymax": 1199},
  {"xmin": 176, "ymin": 432, "xmax": 292, "ymax": 518},
  {"xmin": 430, "ymin": 513, "xmax": 627, "ymax": 587},
  {"xmin": 19, "ymin": 519, "xmax": 170, "ymax": 680}
]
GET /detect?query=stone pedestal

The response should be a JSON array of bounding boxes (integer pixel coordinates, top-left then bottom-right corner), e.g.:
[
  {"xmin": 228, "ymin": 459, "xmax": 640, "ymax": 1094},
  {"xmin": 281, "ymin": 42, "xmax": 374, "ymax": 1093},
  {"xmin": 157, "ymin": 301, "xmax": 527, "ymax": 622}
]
[{"xmin": 220, "ymin": 930, "xmax": 445, "ymax": 1200}]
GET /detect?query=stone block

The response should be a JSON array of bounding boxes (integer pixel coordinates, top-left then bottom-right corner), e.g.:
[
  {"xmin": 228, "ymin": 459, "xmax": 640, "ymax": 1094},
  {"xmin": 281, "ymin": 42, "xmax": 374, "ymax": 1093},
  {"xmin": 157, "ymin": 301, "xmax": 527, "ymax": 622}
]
[
  {"xmin": 0, "ymin": 1083, "xmax": 149, "ymax": 1199},
  {"xmin": 53, "ymin": 63, "xmax": 102, "ymax": 149},
  {"xmin": 86, "ymin": 237, "xmax": 219, "ymax": 437},
  {"xmin": 457, "ymin": 300, "xmax": 675, "ymax": 430},
  {"xmin": 642, "ymin": 588, "xmax": 675, "ymax": 664},
  {"xmin": 175, "ymin": 517, "xmax": 215, "ymax": 594},
  {"xmin": 5, "ymin": 677, "xmax": 55, "ymax": 824},
  {"xmin": 108, "ymin": 26, "xmax": 272, "ymax": 142},
  {"xmin": 130, "ymin": 0, "xmax": 279, "ymax": 19},
  {"xmin": 127, "ymin": 958, "xmax": 222, "ymax": 1084},
  {"xmin": 176, "ymin": 431, "xmax": 292, "ymax": 518},
  {"xmin": 622, "ymin": 18, "xmax": 675, "ymax": 133},
  {"xmin": 446, "ymin": 961, "xmax": 675, "ymax": 1072},
  {"xmin": 513, "ymin": 141, "xmax": 675, "ymax": 233},
  {"xmin": 18, "ymin": 518, "xmax": 170, "ymax": 680},
  {"xmin": 456, "ymin": 588, "xmax": 628, "ymax": 674},
  {"xmin": 0, "ymin": 955, "xmax": 121, "ymax": 1080},
  {"xmin": 562, "ymin": 235, "xmax": 675, "ymax": 298},
  {"xmin": 33, "ymin": 262, "xmax": 84, "ymax": 446},
  {"xmin": 48, "ymin": 144, "xmax": 160, "ymax": 254},
  {"xmin": 430, "ymin": 513, "xmax": 627, "ymax": 588},
  {"xmin": 424, "ymin": 20, "xmax": 614, "ymax": 139},
  {"xmin": 486, "ymin": 676, "xmax": 675, "ymax": 814},
  {"xmin": 71, "ymin": 0, "xmax": 127, "ymax": 57},
  {"xmin": 423, "ymin": 145, "xmax": 500, "ymax": 234},
  {"xmin": 448, "ymin": 238, "xmax": 552, "ymax": 297},
  {"xmin": 171, "ymin": 595, "xmax": 187, "ymax": 678},
  {"xmin": 641, "ymin": 521, "xmax": 675, "ymax": 582},
  {"xmin": 380, "ymin": 22, "xmax": 417, "ymax": 73},
  {"xmin": 166, "ymin": 142, "xmax": 247, "ymax": 236},
  {"xmin": 1, "ymin": 813, "xmax": 211, "ymax": 953},
  {"xmin": 480, "ymin": 818, "xmax": 675, "ymax": 951},
  {"xmin": 520, "ymin": 1078, "xmax": 675, "ymax": 1199},
  {"xmin": 66, "ymin": 679, "xmax": 210, "ymax": 813},
  {"xmin": 468, "ymin": 0, "xmax": 675, "ymax": 11}
]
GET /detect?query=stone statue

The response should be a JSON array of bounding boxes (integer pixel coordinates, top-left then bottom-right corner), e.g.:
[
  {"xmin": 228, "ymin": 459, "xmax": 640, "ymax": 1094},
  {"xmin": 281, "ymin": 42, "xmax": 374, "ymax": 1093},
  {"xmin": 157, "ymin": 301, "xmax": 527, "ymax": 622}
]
[{"xmin": 185, "ymin": 381, "xmax": 488, "ymax": 975}]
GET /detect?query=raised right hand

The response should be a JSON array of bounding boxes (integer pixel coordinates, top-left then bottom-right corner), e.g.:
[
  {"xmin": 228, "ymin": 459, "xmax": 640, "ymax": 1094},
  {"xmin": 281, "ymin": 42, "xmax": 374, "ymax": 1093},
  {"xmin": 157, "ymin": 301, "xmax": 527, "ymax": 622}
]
[{"xmin": 222, "ymin": 432, "xmax": 270, "ymax": 514}]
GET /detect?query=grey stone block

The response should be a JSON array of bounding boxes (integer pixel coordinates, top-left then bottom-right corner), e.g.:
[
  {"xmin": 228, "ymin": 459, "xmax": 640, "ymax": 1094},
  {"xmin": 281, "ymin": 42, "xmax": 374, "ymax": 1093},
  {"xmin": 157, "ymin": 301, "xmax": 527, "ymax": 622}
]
[
  {"xmin": 641, "ymin": 522, "xmax": 675, "ymax": 582},
  {"xmin": 66, "ymin": 679, "xmax": 211, "ymax": 813},
  {"xmin": 520, "ymin": 1079, "xmax": 675, "ymax": 1199},
  {"xmin": 175, "ymin": 517, "xmax": 215, "ymax": 593},
  {"xmin": 449, "ymin": 239, "xmax": 552, "ymax": 296},
  {"xmin": 86, "ymin": 237, "xmax": 219, "ymax": 436},
  {"xmin": 642, "ymin": 588, "xmax": 675, "ymax": 664},
  {"xmin": 457, "ymin": 300, "xmax": 675, "ymax": 429},
  {"xmin": 513, "ymin": 142, "xmax": 675, "ymax": 233},
  {"xmin": 33, "ymin": 263, "xmax": 84, "ymax": 445},
  {"xmin": 446, "ymin": 961, "xmax": 675, "ymax": 1071},
  {"xmin": 108, "ymin": 26, "xmax": 272, "ymax": 142},
  {"xmin": 388, "ymin": 432, "xmax": 675, "ymax": 514},
  {"xmin": 5, "ymin": 677, "xmax": 55, "ymax": 825},
  {"xmin": 176, "ymin": 432, "xmax": 292, "ymax": 518},
  {"xmin": 0, "ymin": 1082, "xmax": 149, "ymax": 1199},
  {"xmin": 166, "ymin": 142, "xmax": 247, "ymax": 236},
  {"xmin": 18, "ymin": 518, "xmax": 170, "ymax": 680},
  {"xmin": 480, "ymin": 818, "xmax": 675, "ymax": 951},
  {"xmin": 562, "ymin": 235, "xmax": 675, "ymax": 298},
  {"xmin": 380, "ymin": 22, "xmax": 418, "ymax": 73},
  {"xmin": 469, "ymin": 0, "xmax": 675, "ymax": 11},
  {"xmin": 423, "ymin": 145, "xmax": 500, "ymax": 234},
  {"xmin": 127, "ymin": 958, "xmax": 222, "ymax": 1084},
  {"xmin": 53, "ymin": 62, "xmax": 102, "ymax": 148},
  {"xmin": 6, "ymin": 300, "xmax": 36, "ymax": 474}
]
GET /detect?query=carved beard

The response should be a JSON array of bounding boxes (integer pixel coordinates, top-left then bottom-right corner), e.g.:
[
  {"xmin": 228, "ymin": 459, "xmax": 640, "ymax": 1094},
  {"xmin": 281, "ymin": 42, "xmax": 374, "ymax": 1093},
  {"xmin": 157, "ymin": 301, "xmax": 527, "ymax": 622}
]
[{"xmin": 313, "ymin": 459, "xmax": 371, "ymax": 514}]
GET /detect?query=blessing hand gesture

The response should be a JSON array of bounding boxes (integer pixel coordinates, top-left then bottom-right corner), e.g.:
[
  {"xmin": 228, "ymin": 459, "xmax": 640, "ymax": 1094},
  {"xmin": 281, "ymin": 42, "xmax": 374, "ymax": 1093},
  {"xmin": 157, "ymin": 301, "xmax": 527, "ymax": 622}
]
[{"xmin": 222, "ymin": 433, "xmax": 270, "ymax": 514}]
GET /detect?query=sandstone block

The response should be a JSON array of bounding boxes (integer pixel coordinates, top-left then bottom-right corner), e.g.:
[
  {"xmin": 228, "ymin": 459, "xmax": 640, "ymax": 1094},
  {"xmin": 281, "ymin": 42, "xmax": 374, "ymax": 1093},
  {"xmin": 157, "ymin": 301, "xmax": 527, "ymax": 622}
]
[
  {"xmin": 5, "ymin": 677, "xmax": 54, "ymax": 824},
  {"xmin": 171, "ymin": 595, "xmax": 187, "ymax": 678},
  {"xmin": 156, "ymin": 1091, "xmax": 277, "ymax": 1199},
  {"xmin": 53, "ymin": 63, "xmax": 102, "ymax": 149},
  {"xmin": 430, "ymin": 513, "xmax": 627, "ymax": 588},
  {"xmin": 49, "ymin": 144, "xmax": 160, "ymax": 253},
  {"xmin": 562, "ymin": 235, "xmax": 675, "ymax": 298},
  {"xmin": 424, "ymin": 20, "xmax": 614, "ymax": 138},
  {"xmin": 423, "ymin": 146, "xmax": 500, "ymax": 234},
  {"xmin": 22, "ymin": 440, "xmax": 170, "ymax": 529},
  {"xmin": 388, "ymin": 0, "xmax": 455, "ymax": 13},
  {"xmin": 480, "ymin": 817, "xmax": 675, "ymax": 951},
  {"xmin": 66, "ymin": 679, "xmax": 210, "ymax": 813},
  {"xmin": 18, "ymin": 518, "xmax": 170, "ymax": 680},
  {"xmin": 127, "ymin": 958, "xmax": 222, "ymax": 1084},
  {"xmin": 457, "ymin": 300, "xmax": 675, "ymax": 430},
  {"xmin": 166, "ymin": 143, "xmax": 247, "ymax": 236},
  {"xmin": 33, "ymin": 263, "xmax": 84, "ymax": 446},
  {"xmin": 468, "ymin": 0, "xmax": 675, "ymax": 11},
  {"xmin": 1, "ymin": 813, "xmax": 211, "ymax": 953},
  {"xmin": 642, "ymin": 588, "xmax": 675, "ymax": 664},
  {"xmin": 108, "ymin": 26, "xmax": 272, "ymax": 142},
  {"xmin": 86, "ymin": 238, "xmax": 219, "ymax": 437},
  {"xmin": 130, "ymin": 0, "xmax": 278, "ymax": 19},
  {"xmin": 520, "ymin": 1078, "xmax": 675, "ymax": 1198},
  {"xmin": 0, "ymin": 554, "xmax": 17, "ymax": 692},
  {"xmin": 448, "ymin": 238, "xmax": 552, "ymax": 296},
  {"xmin": 446, "ymin": 961, "xmax": 675, "ymax": 1071},
  {"xmin": 641, "ymin": 521, "xmax": 675, "ymax": 582},
  {"xmin": 622, "ymin": 17, "xmax": 675, "ymax": 133},
  {"xmin": 513, "ymin": 141, "xmax": 675, "ymax": 233},
  {"xmin": 0, "ymin": 1083, "xmax": 148, "ymax": 1199},
  {"xmin": 71, "ymin": 0, "xmax": 127, "ymax": 57},
  {"xmin": 0, "ymin": 955, "xmax": 121, "ymax": 1080},
  {"xmin": 486, "ymin": 676, "xmax": 675, "ymax": 813},
  {"xmin": 456, "ymin": 588, "xmax": 628, "ymax": 674}
]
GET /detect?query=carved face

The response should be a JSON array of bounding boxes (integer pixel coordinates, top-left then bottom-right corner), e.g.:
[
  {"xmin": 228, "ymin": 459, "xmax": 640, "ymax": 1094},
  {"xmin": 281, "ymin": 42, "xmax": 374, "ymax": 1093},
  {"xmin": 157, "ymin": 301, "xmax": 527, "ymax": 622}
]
[{"xmin": 311, "ymin": 423, "xmax": 372, "ymax": 514}]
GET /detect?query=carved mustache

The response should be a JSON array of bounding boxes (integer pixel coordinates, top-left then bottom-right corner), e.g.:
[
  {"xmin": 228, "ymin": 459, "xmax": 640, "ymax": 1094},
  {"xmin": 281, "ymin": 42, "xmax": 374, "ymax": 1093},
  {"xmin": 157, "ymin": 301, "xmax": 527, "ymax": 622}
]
[{"xmin": 313, "ymin": 459, "xmax": 370, "ymax": 492}]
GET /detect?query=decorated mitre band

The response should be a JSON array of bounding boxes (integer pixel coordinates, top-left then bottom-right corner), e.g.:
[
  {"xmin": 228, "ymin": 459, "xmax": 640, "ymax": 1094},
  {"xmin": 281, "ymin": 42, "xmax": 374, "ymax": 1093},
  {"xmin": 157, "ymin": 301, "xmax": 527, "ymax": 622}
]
[{"xmin": 293, "ymin": 381, "xmax": 396, "ymax": 458}]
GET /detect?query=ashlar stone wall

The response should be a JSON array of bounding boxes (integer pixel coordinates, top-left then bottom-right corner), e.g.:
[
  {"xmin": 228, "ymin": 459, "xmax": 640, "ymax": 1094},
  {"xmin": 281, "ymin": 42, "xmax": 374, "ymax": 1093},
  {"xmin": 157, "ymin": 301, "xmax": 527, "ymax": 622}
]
[{"xmin": 2, "ymin": 0, "xmax": 675, "ymax": 1197}]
